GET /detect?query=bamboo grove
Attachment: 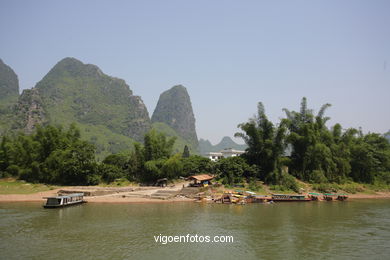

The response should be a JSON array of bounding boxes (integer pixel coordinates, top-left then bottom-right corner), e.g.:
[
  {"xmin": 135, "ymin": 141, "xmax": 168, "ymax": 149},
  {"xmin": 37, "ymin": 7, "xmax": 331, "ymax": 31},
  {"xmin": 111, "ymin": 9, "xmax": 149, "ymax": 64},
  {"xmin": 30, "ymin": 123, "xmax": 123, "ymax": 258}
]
[{"xmin": 234, "ymin": 97, "xmax": 390, "ymax": 189}]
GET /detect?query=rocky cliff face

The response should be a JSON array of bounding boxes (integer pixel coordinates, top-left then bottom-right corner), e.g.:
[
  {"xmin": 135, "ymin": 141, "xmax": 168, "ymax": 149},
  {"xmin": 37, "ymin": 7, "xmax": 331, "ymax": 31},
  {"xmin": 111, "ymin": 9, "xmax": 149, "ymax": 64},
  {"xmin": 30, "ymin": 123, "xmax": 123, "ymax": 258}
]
[
  {"xmin": 125, "ymin": 95, "xmax": 151, "ymax": 140},
  {"xmin": 32, "ymin": 57, "xmax": 151, "ymax": 142},
  {"xmin": 151, "ymin": 85, "xmax": 198, "ymax": 148},
  {"xmin": 13, "ymin": 88, "xmax": 46, "ymax": 133}
]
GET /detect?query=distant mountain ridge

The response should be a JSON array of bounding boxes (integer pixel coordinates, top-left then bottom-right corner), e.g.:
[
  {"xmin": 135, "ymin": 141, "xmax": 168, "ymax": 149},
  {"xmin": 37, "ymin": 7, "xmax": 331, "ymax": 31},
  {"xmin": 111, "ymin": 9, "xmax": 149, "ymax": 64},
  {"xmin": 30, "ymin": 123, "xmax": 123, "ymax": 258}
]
[
  {"xmin": 0, "ymin": 57, "xmax": 199, "ymax": 157},
  {"xmin": 199, "ymin": 136, "xmax": 247, "ymax": 155},
  {"xmin": 31, "ymin": 57, "xmax": 151, "ymax": 142},
  {"xmin": 0, "ymin": 57, "xmax": 152, "ymax": 156}
]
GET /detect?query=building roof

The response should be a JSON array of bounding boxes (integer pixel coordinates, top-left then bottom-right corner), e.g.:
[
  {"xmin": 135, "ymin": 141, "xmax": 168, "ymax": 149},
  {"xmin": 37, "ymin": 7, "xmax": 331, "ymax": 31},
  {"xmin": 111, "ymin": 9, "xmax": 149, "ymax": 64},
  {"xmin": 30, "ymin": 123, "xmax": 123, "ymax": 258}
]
[
  {"xmin": 206, "ymin": 152, "xmax": 223, "ymax": 156},
  {"xmin": 188, "ymin": 174, "xmax": 214, "ymax": 181},
  {"xmin": 221, "ymin": 149, "xmax": 245, "ymax": 154}
]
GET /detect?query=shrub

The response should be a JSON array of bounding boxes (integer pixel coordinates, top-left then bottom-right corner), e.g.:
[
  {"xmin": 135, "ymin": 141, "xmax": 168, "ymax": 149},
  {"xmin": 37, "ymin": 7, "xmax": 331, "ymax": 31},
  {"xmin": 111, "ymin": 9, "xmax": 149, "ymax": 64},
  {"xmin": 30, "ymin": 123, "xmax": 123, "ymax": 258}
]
[
  {"xmin": 308, "ymin": 170, "xmax": 328, "ymax": 184},
  {"xmin": 6, "ymin": 165, "xmax": 20, "ymax": 176}
]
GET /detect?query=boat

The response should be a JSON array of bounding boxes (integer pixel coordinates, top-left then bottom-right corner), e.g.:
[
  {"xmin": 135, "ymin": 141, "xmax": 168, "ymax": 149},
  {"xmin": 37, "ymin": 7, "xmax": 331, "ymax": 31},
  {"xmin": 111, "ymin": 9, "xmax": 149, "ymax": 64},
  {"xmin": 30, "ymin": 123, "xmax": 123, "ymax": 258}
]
[
  {"xmin": 323, "ymin": 193, "xmax": 337, "ymax": 201},
  {"xmin": 43, "ymin": 193, "xmax": 86, "ymax": 208},
  {"xmin": 308, "ymin": 192, "xmax": 321, "ymax": 201},
  {"xmin": 337, "ymin": 194, "xmax": 349, "ymax": 201},
  {"xmin": 271, "ymin": 194, "xmax": 311, "ymax": 202},
  {"xmin": 250, "ymin": 195, "xmax": 272, "ymax": 203}
]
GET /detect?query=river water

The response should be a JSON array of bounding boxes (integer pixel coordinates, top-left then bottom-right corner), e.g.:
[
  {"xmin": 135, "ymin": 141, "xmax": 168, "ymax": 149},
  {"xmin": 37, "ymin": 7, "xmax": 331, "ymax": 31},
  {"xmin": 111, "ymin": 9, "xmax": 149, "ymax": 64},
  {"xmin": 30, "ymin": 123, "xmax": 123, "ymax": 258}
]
[{"xmin": 1, "ymin": 200, "xmax": 389, "ymax": 260}]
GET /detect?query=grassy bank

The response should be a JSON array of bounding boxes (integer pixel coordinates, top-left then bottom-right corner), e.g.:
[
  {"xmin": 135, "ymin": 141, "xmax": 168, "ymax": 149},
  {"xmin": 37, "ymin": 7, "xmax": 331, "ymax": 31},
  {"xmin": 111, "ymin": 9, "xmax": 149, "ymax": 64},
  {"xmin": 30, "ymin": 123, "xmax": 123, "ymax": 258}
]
[{"xmin": 0, "ymin": 178, "xmax": 58, "ymax": 194}]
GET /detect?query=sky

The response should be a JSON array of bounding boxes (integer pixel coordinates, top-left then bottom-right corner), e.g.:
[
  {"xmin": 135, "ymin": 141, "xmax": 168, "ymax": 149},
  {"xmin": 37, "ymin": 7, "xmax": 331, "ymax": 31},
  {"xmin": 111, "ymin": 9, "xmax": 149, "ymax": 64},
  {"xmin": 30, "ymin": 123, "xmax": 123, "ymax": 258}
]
[{"xmin": 0, "ymin": 0, "xmax": 389, "ymax": 144}]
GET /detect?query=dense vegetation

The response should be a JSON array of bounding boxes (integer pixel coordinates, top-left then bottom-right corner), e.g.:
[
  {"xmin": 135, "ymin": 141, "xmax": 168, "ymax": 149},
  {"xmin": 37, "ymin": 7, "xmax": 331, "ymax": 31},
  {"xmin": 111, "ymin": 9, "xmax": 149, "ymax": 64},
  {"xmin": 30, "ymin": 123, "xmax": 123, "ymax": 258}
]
[
  {"xmin": 0, "ymin": 125, "xmax": 212, "ymax": 185},
  {"xmin": 1, "ymin": 97, "xmax": 389, "ymax": 193},
  {"xmin": 233, "ymin": 98, "xmax": 390, "ymax": 191},
  {"xmin": 0, "ymin": 124, "xmax": 100, "ymax": 185}
]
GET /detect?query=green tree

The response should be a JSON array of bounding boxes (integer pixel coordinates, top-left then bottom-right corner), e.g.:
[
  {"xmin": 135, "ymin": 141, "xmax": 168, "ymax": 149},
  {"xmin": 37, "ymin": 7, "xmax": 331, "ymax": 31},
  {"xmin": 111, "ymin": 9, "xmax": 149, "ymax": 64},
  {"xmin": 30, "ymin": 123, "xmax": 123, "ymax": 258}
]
[
  {"xmin": 350, "ymin": 133, "xmax": 390, "ymax": 183},
  {"xmin": 144, "ymin": 129, "xmax": 176, "ymax": 161},
  {"xmin": 1, "ymin": 124, "xmax": 100, "ymax": 185},
  {"xmin": 235, "ymin": 102, "xmax": 288, "ymax": 182},
  {"xmin": 99, "ymin": 163, "xmax": 125, "ymax": 183},
  {"xmin": 215, "ymin": 157, "xmax": 250, "ymax": 185},
  {"xmin": 282, "ymin": 97, "xmax": 350, "ymax": 183},
  {"xmin": 181, "ymin": 155, "xmax": 214, "ymax": 177},
  {"xmin": 182, "ymin": 145, "xmax": 190, "ymax": 158},
  {"xmin": 162, "ymin": 154, "xmax": 183, "ymax": 179},
  {"xmin": 127, "ymin": 129, "xmax": 178, "ymax": 183}
]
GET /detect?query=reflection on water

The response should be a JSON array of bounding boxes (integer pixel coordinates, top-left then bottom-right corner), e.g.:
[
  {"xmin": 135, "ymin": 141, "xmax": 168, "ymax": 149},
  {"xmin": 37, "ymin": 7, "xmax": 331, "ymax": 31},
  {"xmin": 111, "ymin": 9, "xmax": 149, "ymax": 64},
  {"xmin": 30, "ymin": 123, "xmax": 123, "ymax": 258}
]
[{"xmin": 1, "ymin": 200, "xmax": 390, "ymax": 260}]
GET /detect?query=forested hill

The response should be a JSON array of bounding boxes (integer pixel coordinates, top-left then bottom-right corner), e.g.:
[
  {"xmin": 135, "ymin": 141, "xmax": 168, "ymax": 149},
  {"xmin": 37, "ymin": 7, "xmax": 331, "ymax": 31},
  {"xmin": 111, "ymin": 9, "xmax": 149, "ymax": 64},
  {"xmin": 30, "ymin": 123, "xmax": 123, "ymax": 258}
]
[
  {"xmin": 0, "ymin": 58, "xmax": 200, "ymax": 157},
  {"xmin": 0, "ymin": 59, "xmax": 19, "ymax": 135},
  {"xmin": 0, "ymin": 59, "xmax": 19, "ymax": 102},
  {"xmin": 151, "ymin": 85, "xmax": 198, "ymax": 151},
  {"xmin": 0, "ymin": 57, "xmax": 152, "ymax": 156},
  {"xmin": 34, "ymin": 57, "xmax": 151, "ymax": 142},
  {"xmin": 199, "ymin": 136, "xmax": 248, "ymax": 154}
]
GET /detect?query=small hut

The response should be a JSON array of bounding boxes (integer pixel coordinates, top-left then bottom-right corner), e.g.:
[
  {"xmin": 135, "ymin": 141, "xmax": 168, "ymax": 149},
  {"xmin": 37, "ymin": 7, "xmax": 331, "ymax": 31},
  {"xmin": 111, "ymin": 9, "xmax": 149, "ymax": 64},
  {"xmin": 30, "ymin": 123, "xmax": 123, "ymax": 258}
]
[
  {"xmin": 188, "ymin": 174, "xmax": 214, "ymax": 187},
  {"xmin": 156, "ymin": 178, "xmax": 168, "ymax": 187}
]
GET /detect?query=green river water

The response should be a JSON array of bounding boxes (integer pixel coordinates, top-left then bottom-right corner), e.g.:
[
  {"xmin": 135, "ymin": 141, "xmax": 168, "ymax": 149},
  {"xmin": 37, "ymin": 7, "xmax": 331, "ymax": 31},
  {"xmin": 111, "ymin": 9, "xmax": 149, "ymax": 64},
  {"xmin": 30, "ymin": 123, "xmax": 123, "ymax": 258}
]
[{"xmin": 1, "ymin": 200, "xmax": 390, "ymax": 260}]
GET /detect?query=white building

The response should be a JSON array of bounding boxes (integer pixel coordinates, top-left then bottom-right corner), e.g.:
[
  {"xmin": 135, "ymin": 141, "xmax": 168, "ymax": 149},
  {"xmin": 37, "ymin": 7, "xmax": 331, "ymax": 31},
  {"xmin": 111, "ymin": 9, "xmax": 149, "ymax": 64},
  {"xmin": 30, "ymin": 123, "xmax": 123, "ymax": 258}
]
[
  {"xmin": 205, "ymin": 148, "xmax": 245, "ymax": 162},
  {"xmin": 207, "ymin": 152, "xmax": 223, "ymax": 162}
]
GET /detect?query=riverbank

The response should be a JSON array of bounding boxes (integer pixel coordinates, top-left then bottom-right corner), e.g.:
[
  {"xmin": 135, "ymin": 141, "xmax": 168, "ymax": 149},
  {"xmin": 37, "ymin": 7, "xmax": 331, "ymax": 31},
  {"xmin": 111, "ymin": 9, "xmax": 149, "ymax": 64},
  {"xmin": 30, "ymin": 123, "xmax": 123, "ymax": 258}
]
[
  {"xmin": 348, "ymin": 192, "xmax": 390, "ymax": 199},
  {"xmin": 0, "ymin": 179, "xmax": 194, "ymax": 203},
  {"xmin": 0, "ymin": 189, "xmax": 193, "ymax": 203},
  {"xmin": 1, "ymin": 188, "xmax": 390, "ymax": 203},
  {"xmin": 1, "ymin": 178, "xmax": 390, "ymax": 203}
]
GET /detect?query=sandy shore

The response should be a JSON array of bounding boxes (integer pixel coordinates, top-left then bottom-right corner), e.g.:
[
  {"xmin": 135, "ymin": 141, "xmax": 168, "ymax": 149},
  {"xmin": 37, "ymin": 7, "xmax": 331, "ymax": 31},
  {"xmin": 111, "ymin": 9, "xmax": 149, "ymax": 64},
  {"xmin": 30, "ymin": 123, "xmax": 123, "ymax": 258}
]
[
  {"xmin": 1, "ymin": 188, "xmax": 390, "ymax": 203},
  {"xmin": 348, "ymin": 192, "xmax": 390, "ymax": 200},
  {"xmin": 0, "ymin": 189, "xmax": 61, "ymax": 203},
  {"xmin": 0, "ymin": 182, "xmax": 194, "ymax": 203},
  {"xmin": 85, "ymin": 196, "xmax": 193, "ymax": 204},
  {"xmin": 0, "ymin": 190, "xmax": 193, "ymax": 203}
]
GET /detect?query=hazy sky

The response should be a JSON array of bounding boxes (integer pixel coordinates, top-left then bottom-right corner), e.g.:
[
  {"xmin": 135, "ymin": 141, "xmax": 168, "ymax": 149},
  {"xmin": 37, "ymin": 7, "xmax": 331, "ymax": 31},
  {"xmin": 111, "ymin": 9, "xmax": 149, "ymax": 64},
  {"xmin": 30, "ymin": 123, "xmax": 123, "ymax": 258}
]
[{"xmin": 1, "ymin": 0, "xmax": 389, "ymax": 144}]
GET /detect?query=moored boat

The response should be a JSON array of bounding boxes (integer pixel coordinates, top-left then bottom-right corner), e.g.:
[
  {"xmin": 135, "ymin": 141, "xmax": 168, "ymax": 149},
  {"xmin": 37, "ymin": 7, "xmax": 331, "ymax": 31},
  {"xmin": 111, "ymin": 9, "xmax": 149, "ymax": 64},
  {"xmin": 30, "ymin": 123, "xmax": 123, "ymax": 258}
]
[
  {"xmin": 323, "ymin": 193, "xmax": 337, "ymax": 201},
  {"xmin": 250, "ymin": 195, "xmax": 272, "ymax": 203},
  {"xmin": 308, "ymin": 192, "xmax": 321, "ymax": 201},
  {"xmin": 337, "ymin": 194, "xmax": 349, "ymax": 201},
  {"xmin": 271, "ymin": 194, "xmax": 311, "ymax": 202},
  {"xmin": 43, "ymin": 193, "xmax": 86, "ymax": 208}
]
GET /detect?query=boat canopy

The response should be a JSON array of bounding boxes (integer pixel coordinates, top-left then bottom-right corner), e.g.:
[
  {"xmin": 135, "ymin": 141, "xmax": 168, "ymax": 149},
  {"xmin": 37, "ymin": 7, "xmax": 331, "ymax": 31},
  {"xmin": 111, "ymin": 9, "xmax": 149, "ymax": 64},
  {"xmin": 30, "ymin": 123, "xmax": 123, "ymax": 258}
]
[
  {"xmin": 273, "ymin": 194, "xmax": 305, "ymax": 197},
  {"xmin": 44, "ymin": 193, "xmax": 84, "ymax": 199}
]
